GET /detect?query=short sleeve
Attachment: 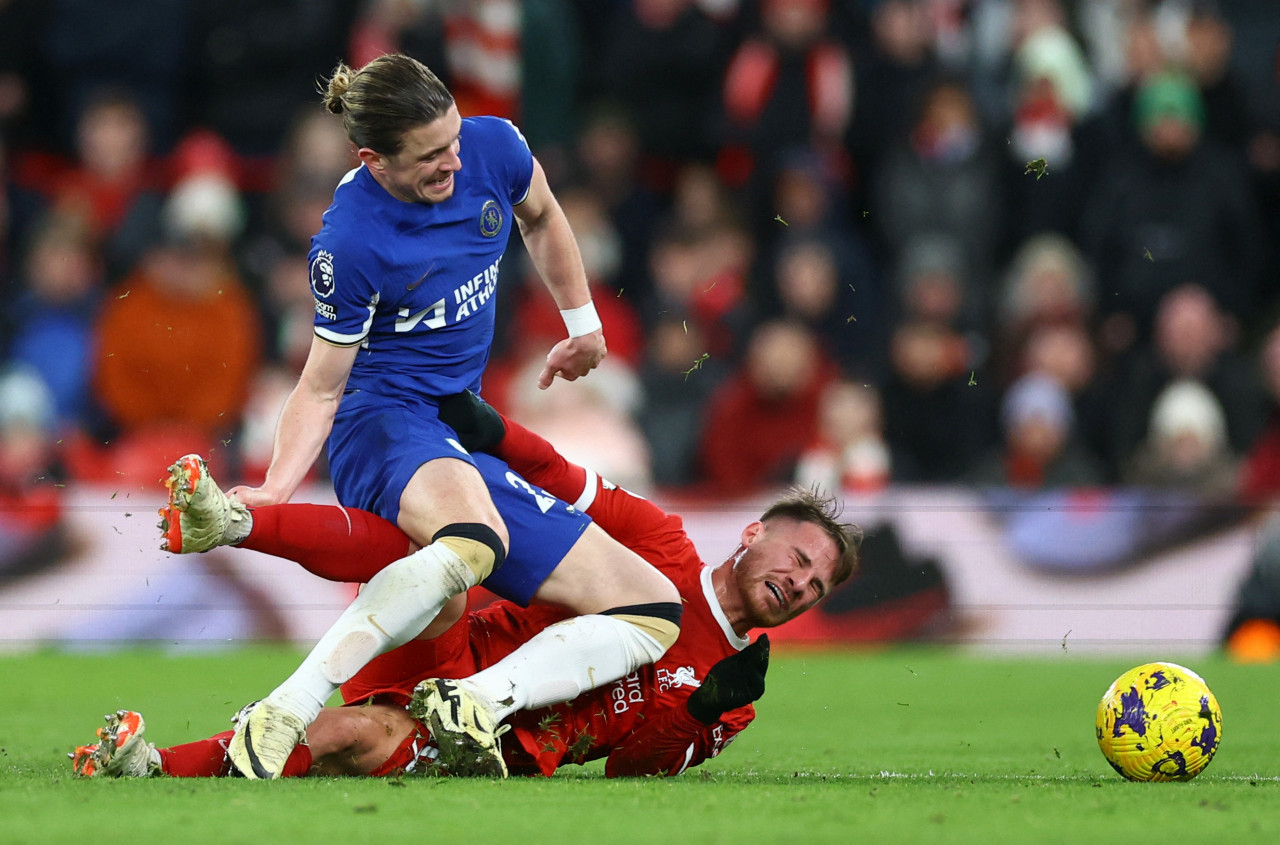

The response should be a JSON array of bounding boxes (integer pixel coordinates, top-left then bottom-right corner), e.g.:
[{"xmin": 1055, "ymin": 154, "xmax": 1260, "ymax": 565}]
[
  {"xmin": 310, "ymin": 237, "xmax": 381, "ymax": 346},
  {"xmin": 495, "ymin": 117, "xmax": 534, "ymax": 205}
]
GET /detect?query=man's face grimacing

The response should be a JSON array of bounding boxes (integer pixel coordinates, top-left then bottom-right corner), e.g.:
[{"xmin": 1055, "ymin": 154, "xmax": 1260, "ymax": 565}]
[
  {"xmin": 361, "ymin": 104, "xmax": 463, "ymax": 205},
  {"xmin": 731, "ymin": 517, "xmax": 840, "ymax": 628}
]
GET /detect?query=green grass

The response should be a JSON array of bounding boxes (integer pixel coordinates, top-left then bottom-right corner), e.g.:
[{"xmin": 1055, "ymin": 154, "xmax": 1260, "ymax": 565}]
[{"xmin": 3, "ymin": 647, "xmax": 1280, "ymax": 844}]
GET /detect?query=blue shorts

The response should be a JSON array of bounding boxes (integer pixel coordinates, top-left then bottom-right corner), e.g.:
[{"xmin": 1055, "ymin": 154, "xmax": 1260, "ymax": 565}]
[
  {"xmin": 328, "ymin": 390, "xmax": 470, "ymax": 524},
  {"xmin": 327, "ymin": 391, "xmax": 592, "ymax": 605}
]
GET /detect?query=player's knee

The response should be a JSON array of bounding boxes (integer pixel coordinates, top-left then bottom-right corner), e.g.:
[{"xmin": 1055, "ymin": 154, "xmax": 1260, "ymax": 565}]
[
  {"xmin": 603, "ymin": 601, "xmax": 683, "ymax": 657},
  {"xmin": 433, "ymin": 522, "xmax": 507, "ymax": 581}
]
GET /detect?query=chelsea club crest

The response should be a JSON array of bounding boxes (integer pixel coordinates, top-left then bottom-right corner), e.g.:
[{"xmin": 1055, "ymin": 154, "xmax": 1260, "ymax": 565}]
[{"xmin": 479, "ymin": 200, "xmax": 503, "ymax": 238}]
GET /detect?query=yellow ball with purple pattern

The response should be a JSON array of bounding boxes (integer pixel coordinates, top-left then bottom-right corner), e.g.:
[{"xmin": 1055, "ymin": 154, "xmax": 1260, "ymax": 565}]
[{"xmin": 1096, "ymin": 662, "xmax": 1222, "ymax": 782}]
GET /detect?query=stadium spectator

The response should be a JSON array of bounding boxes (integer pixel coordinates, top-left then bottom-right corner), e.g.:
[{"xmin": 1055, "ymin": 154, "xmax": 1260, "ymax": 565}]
[
  {"xmin": 1080, "ymin": 71, "xmax": 1264, "ymax": 345},
  {"xmin": 1018, "ymin": 321, "xmax": 1115, "ymax": 481},
  {"xmin": 997, "ymin": 8, "xmax": 1096, "ymax": 250},
  {"xmin": 846, "ymin": 0, "xmax": 940, "ymax": 214},
  {"xmin": 0, "ymin": 0, "xmax": 47, "ymax": 145},
  {"xmin": 1100, "ymin": 284, "xmax": 1266, "ymax": 478},
  {"xmin": 594, "ymin": 0, "xmax": 729, "ymax": 169},
  {"xmin": 696, "ymin": 319, "xmax": 837, "ymax": 495},
  {"xmin": 570, "ymin": 106, "xmax": 663, "ymax": 304},
  {"xmin": 990, "ymin": 234, "xmax": 1116, "ymax": 473},
  {"xmin": 453, "ymin": 0, "xmax": 522, "ymax": 120},
  {"xmin": 967, "ymin": 371, "xmax": 1106, "ymax": 489},
  {"xmin": 893, "ymin": 232, "xmax": 984, "ymax": 339},
  {"xmin": 504, "ymin": 355, "xmax": 653, "ymax": 495},
  {"xmin": 879, "ymin": 317, "xmax": 998, "ymax": 483},
  {"xmin": 1122, "ymin": 379, "xmax": 1239, "ymax": 497},
  {"xmin": 772, "ymin": 236, "xmax": 879, "ymax": 378},
  {"xmin": 26, "ymin": 88, "xmax": 164, "ymax": 281},
  {"xmin": 90, "ymin": 171, "xmax": 260, "ymax": 479},
  {"xmin": 0, "ymin": 366, "xmax": 79, "ymax": 588},
  {"xmin": 795, "ymin": 379, "xmax": 892, "ymax": 495},
  {"xmin": 74, "ymin": 399, "xmax": 860, "ymax": 779},
  {"xmin": 640, "ymin": 222, "xmax": 753, "ymax": 362},
  {"xmin": 993, "ymin": 233, "xmax": 1095, "ymax": 377},
  {"xmin": 486, "ymin": 187, "xmax": 645, "ymax": 411},
  {"xmin": 636, "ymin": 315, "xmax": 728, "ymax": 488},
  {"xmin": 237, "ymin": 107, "xmax": 358, "ymax": 367},
  {"xmin": 1071, "ymin": 4, "xmax": 1165, "ymax": 176},
  {"xmin": 1180, "ymin": 0, "xmax": 1259, "ymax": 155},
  {"xmin": 6, "ymin": 213, "xmax": 103, "ymax": 430},
  {"xmin": 871, "ymin": 76, "xmax": 1004, "ymax": 297},
  {"xmin": 500, "ymin": 186, "xmax": 642, "ymax": 367},
  {"xmin": 755, "ymin": 149, "xmax": 885, "ymax": 375},
  {"xmin": 348, "ymin": 0, "xmax": 449, "ymax": 75},
  {"xmin": 719, "ymin": 0, "xmax": 853, "ymax": 205}
]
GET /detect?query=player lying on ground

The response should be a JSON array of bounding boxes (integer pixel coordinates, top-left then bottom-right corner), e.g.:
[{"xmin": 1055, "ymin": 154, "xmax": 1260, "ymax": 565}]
[{"xmin": 72, "ymin": 394, "xmax": 860, "ymax": 778}]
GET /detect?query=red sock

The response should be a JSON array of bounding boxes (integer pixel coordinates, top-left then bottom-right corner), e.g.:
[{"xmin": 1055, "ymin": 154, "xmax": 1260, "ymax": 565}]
[
  {"xmin": 280, "ymin": 743, "xmax": 315, "ymax": 778},
  {"xmin": 158, "ymin": 731, "xmax": 235, "ymax": 777},
  {"xmin": 158, "ymin": 730, "xmax": 315, "ymax": 778},
  {"xmin": 241, "ymin": 504, "xmax": 412, "ymax": 582}
]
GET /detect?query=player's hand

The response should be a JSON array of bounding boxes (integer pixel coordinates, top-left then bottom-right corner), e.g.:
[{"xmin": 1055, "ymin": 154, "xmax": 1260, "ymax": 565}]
[
  {"xmin": 538, "ymin": 330, "xmax": 606, "ymax": 390},
  {"xmin": 226, "ymin": 485, "xmax": 288, "ymax": 507},
  {"xmin": 437, "ymin": 390, "xmax": 506, "ymax": 453},
  {"xmin": 685, "ymin": 634, "xmax": 770, "ymax": 725}
]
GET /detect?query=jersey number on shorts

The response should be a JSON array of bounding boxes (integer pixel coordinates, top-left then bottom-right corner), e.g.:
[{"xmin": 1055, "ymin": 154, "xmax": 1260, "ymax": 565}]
[{"xmin": 506, "ymin": 471, "xmax": 557, "ymax": 514}]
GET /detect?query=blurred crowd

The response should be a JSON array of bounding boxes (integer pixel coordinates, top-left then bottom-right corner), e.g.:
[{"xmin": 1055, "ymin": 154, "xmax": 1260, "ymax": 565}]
[{"xmin": 1, "ymin": 0, "xmax": 1280, "ymax": 511}]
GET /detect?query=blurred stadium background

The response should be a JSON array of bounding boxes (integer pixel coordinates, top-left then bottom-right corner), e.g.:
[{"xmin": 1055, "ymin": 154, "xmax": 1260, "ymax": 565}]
[{"xmin": 1, "ymin": 0, "xmax": 1280, "ymax": 658}]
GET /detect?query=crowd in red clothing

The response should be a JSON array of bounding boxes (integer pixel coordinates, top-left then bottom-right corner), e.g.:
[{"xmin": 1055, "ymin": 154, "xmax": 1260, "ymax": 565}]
[{"xmin": 1, "ymin": 0, "xmax": 1280, "ymax": 514}]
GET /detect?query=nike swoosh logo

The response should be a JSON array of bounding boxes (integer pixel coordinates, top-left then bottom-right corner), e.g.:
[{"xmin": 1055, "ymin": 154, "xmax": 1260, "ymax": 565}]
[{"xmin": 366, "ymin": 614, "xmax": 392, "ymax": 638}]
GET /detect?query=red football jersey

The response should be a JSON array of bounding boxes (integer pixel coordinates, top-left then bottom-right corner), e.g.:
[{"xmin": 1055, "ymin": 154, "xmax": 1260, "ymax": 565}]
[{"xmin": 341, "ymin": 418, "xmax": 757, "ymax": 777}]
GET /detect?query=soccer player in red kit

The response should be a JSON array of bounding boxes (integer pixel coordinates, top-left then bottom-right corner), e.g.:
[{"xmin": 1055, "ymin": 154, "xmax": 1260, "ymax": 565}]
[{"xmin": 73, "ymin": 393, "xmax": 860, "ymax": 778}]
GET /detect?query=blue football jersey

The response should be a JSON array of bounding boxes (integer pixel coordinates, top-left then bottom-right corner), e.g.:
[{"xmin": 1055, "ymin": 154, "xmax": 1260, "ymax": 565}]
[{"xmin": 308, "ymin": 116, "xmax": 534, "ymax": 399}]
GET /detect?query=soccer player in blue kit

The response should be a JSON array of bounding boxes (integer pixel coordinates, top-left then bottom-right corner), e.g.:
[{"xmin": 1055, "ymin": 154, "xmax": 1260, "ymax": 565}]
[{"xmin": 203, "ymin": 55, "xmax": 682, "ymax": 779}]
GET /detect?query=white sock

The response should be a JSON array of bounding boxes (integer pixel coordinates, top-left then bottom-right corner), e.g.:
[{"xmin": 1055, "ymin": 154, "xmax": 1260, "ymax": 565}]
[
  {"xmin": 462, "ymin": 614, "xmax": 667, "ymax": 722},
  {"xmin": 264, "ymin": 540, "xmax": 480, "ymax": 724}
]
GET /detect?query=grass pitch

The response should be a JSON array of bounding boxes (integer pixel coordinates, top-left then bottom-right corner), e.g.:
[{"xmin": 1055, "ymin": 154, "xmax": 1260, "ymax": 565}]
[{"xmin": 3, "ymin": 647, "xmax": 1279, "ymax": 844}]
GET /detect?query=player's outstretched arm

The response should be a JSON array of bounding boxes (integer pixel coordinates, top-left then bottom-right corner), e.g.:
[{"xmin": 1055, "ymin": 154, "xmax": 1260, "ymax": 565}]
[
  {"xmin": 513, "ymin": 158, "xmax": 606, "ymax": 388},
  {"xmin": 229, "ymin": 336, "xmax": 358, "ymax": 506}
]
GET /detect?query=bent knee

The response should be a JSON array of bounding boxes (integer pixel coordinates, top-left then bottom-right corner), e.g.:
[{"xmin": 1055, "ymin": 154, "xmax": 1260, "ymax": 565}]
[{"xmin": 605, "ymin": 601, "xmax": 683, "ymax": 654}]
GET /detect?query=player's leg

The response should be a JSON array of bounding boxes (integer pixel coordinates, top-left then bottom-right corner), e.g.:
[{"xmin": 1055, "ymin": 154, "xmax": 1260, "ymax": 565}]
[
  {"xmin": 417, "ymin": 523, "xmax": 680, "ymax": 730},
  {"xmin": 70, "ymin": 711, "xmax": 162, "ymax": 778},
  {"xmin": 160, "ymin": 453, "xmax": 416, "ymax": 582},
  {"xmin": 412, "ymin": 458, "xmax": 681, "ymax": 775},
  {"xmin": 231, "ymin": 457, "xmax": 507, "ymax": 779}
]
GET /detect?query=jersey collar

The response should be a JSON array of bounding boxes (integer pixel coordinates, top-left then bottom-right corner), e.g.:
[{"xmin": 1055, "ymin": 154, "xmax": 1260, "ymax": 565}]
[{"xmin": 701, "ymin": 565, "xmax": 751, "ymax": 652}]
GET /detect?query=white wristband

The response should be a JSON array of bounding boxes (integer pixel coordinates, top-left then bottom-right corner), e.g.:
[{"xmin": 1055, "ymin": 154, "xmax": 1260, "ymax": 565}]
[{"xmin": 561, "ymin": 301, "xmax": 603, "ymax": 338}]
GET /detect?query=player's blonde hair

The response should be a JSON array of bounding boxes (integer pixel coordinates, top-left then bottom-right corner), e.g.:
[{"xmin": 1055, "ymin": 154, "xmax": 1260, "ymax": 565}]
[
  {"xmin": 321, "ymin": 54, "xmax": 454, "ymax": 155},
  {"xmin": 760, "ymin": 486, "xmax": 862, "ymax": 586}
]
